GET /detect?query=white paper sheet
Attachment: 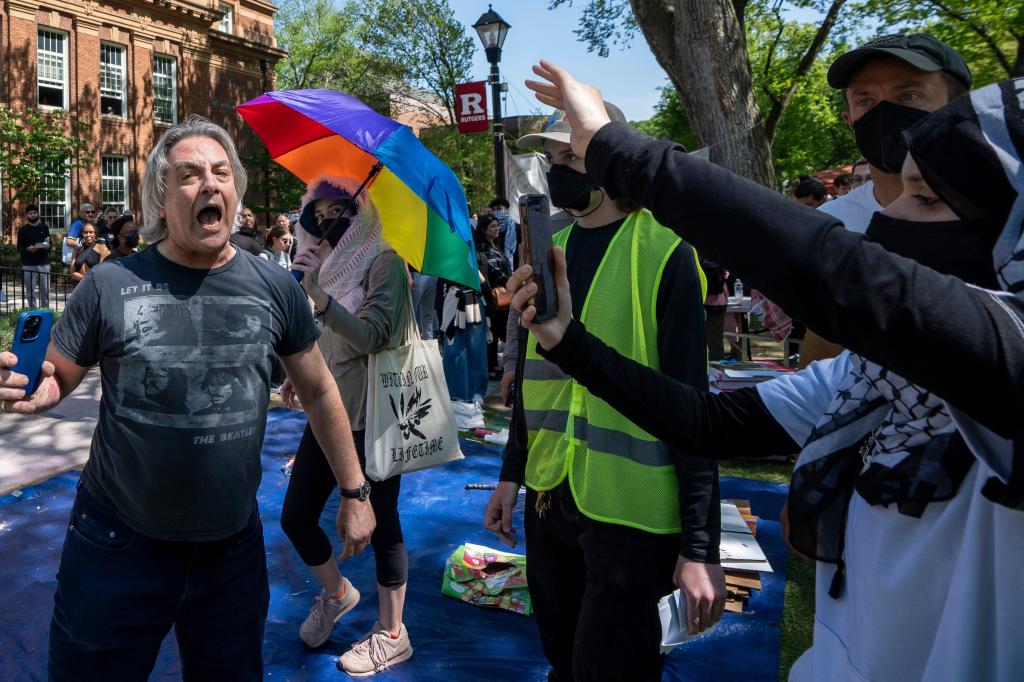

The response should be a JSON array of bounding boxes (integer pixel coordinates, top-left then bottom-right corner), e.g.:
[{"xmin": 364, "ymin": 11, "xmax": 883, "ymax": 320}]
[
  {"xmin": 720, "ymin": 531, "xmax": 773, "ymax": 572},
  {"xmin": 658, "ymin": 589, "xmax": 719, "ymax": 653},
  {"xmin": 720, "ymin": 501, "xmax": 751, "ymax": 535}
]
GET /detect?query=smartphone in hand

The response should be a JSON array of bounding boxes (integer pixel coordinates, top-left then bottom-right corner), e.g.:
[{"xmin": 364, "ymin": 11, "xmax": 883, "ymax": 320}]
[
  {"xmin": 518, "ymin": 194, "xmax": 559, "ymax": 322},
  {"xmin": 10, "ymin": 310, "xmax": 53, "ymax": 397}
]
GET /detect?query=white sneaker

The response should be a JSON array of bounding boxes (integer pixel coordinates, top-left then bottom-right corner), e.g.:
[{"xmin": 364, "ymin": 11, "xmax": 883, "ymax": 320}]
[
  {"xmin": 298, "ymin": 578, "xmax": 360, "ymax": 648},
  {"xmin": 337, "ymin": 621, "xmax": 414, "ymax": 677}
]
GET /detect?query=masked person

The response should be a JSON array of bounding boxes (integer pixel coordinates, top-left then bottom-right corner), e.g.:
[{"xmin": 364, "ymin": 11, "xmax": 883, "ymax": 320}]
[
  {"xmin": 515, "ymin": 61, "xmax": 1024, "ymax": 681},
  {"xmin": 488, "ymin": 197, "xmax": 519, "ymax": 268},
  {"xmin": 279, "ymin": 176, "xmax": 414, "ymax": 676},
  {"xmin": 105, "ymin": 214, "xmax": 141, "ymax": 261},
  {"xmin": 801, "ymin": 33, "xmax": 972, "ymax": 367},
  {"xmin": 483, "ymin": 103, "xmax": 724, "ymax": 682}
]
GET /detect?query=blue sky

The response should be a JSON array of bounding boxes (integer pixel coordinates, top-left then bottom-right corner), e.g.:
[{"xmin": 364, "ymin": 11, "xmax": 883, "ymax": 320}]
[
  {"xmin": 447, "ymin": 1, "xmax": 858, "ymax": 122},
  {"xmin": 448, "ymin": 1, "xmax": 667, "ymax": 122}
]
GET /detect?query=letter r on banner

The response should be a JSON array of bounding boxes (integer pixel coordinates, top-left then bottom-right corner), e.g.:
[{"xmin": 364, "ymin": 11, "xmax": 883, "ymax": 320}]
[{"xmin": 460, "ymin": 93, "xmax": 484, "ymax": 115}]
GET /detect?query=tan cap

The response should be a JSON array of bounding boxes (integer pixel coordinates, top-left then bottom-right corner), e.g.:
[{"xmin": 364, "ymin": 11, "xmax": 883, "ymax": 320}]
[{"xmin": 517, "ymin": 101, "xmax": 627, "ymax": 150}]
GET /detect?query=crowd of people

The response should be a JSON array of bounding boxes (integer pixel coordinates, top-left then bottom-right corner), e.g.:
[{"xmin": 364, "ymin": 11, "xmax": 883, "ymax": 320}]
[
  {"xmin": 0, "ymin": 27, "xmax": 1021, "ymax": 682},
  {"xmin": 12, "ymin": 201, "xmax": 142, "ymax": 308}
]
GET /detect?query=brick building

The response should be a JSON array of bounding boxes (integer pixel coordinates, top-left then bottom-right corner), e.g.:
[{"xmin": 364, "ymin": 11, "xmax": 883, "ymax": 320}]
[{"xmin": 0, "ymin": 0, "xmax": 286, "ymax": 240}]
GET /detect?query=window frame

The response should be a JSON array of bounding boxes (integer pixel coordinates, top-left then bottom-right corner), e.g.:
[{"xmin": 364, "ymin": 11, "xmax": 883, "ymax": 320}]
[
  {"xmin": 152, "ymin": 54, "xmax": 177, "ymax": 125},
  {"xmin": 100, "ymin": 155, "xmax": 130, "ymax": 214},
  {"xmin": 38, "ymin": 162, "xmax": 71, "ymax": 230},
  {"xmin": 99, "ymin": 42, "xmax": 127, "ymax": 118},
  {"xmin": 218, "ymin": 3, "xmax": 234, "ymax": 34},
  {"xmin": 37, "ymin": 28, "xmax": 69, "ymax": 110}
]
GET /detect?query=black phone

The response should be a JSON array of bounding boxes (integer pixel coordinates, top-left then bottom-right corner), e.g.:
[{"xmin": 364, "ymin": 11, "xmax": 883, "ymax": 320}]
[{"xmin": 518, "ymin": 194, "xmax": 559, "ymax": 323}]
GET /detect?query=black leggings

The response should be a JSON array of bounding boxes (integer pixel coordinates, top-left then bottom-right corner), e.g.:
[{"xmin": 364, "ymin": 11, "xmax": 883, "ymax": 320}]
[{"xmin": 280, "ymin": 425, "xmax": 408, "ymax": 587}]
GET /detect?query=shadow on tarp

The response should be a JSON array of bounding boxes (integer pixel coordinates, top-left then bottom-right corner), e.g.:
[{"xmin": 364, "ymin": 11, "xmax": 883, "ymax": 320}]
[{"xmin": 0, "ymin": 408, "xmax": 788, "ymax": 681}]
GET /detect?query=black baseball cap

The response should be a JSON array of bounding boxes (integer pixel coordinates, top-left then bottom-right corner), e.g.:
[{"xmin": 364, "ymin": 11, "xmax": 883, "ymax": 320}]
[{"xmin": 828, "ymin": 33, "xmax": 972, "ymax": 90}]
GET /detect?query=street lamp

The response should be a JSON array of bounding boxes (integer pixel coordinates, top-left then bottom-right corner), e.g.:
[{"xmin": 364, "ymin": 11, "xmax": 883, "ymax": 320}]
[{"xmin": 473, "ymin": 5, "xmax": 511, "ymax": 200}]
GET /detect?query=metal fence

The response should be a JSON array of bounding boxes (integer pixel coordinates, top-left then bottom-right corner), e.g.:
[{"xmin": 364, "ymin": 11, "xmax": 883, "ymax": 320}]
[{"xmin": 0, "ymin": 266, "xmax": 76, "ymax": 315}]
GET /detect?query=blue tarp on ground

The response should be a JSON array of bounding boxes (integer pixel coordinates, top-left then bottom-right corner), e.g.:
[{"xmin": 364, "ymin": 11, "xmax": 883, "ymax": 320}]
[{"xmin": 0, "ymin": 408, "xmax": 789, "ymax": 681}]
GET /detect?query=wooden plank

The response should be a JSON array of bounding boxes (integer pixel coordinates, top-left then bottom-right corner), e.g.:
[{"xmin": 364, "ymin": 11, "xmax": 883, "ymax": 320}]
[{"xmin": 724, "ymin": 572, "xmax": 762, "ymax": 590}]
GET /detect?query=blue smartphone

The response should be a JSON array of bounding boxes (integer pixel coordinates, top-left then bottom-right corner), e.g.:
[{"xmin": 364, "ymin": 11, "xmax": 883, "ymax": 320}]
[{"xmin": 10, "ymin": 310, "xmax": 54, "ymax": 397}]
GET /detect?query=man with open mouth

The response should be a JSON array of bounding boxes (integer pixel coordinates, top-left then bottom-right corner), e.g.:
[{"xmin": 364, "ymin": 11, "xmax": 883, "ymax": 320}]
[{"xmin": 0, "ymin": 115, "xmax": 377, "ymax": 681}]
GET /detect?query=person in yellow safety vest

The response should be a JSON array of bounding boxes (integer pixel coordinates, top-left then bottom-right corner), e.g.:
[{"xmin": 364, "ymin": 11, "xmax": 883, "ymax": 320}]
[{"xmin": 483, "ymin": 102, "xmax": 726, "ymax": 681}]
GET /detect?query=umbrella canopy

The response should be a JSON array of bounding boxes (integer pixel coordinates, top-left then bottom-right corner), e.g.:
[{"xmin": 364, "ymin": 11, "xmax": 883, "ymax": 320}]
[{"xmin": 237, "ymin": 89, "xmax": 479, "ymax": 289}]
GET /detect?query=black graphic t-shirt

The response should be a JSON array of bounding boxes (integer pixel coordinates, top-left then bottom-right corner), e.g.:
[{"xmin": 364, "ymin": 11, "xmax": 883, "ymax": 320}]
[{"xmin": 53, "ymin": 245, "xmax": 319, "ymax": 541}]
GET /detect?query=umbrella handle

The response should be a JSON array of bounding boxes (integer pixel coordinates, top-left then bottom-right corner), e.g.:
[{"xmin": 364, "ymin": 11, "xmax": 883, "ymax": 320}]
[{"xmin": 293, "ymin": 161, "xmax": 384, "ymax": 285}]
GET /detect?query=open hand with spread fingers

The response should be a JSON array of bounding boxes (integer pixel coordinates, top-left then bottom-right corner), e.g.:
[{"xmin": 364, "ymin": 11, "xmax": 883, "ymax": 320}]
[{"xmin": 524, "ymin": 60, "xmax": 613, "ymax": 162}]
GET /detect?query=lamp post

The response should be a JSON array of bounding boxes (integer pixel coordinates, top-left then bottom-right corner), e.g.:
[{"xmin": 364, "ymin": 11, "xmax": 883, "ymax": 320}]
[{"xmin": 473, "ymin": 5, "xmax": 511, "ymax": 200}]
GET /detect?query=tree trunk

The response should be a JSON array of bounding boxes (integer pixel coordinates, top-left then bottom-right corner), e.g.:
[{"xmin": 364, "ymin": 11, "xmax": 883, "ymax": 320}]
[{"xmin": 631, "ymin": 0, "xmax": 777, "ymax": 188}]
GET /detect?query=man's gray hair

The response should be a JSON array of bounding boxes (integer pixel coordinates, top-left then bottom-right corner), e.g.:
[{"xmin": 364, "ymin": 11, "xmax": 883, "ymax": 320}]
[{"xmin": 140, "ymin": 115, "xmax": 248, "ymax": 242}]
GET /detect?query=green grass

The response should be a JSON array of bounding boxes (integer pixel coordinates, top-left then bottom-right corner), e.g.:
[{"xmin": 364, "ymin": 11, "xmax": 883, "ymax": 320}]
[{"xmin": 0, "ymin": 308, "xmax": 27, "ymax": 350}]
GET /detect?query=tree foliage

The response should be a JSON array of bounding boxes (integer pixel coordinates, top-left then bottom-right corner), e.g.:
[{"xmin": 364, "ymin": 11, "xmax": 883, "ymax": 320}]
[
  {"xmin": 274, "ymin": 0, "xmax": 403, "ymax": 107},
  {"xmin": 859, "ymin": 0, "xmax": 1023, "ymax": 83},
  {"xmin": 0, "ymin": 108, "xmax": 94, "ymax": 230},
  {"xmin": 747, "ymin": 6, "xmax": 859, "ymax": 176},
  {"xmin": 549, "ymin": 0, "xmax": 854, "ymax": 187},
  {"xmin": 558, "ymin": 1, "xmax": 858, "ymax": 180},
  {"xmin": 354, "ymin": 0, "xmax": 477, "ymax": 125},
  {"xmin": 419, "ymin": 126, "xmax": 495, "ymax": 214},
  {"xmin": 269, "ymin": 0, "xmax": 481, "ymax": 212}
]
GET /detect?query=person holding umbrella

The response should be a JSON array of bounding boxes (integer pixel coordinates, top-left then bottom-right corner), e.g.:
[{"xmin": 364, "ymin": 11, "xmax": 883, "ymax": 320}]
[
  {"xmin": 237, "ymin": 90, "xmax": 481, "ymax": 674},
  {"xmin": 278, "ymin": 175, "xmax": 414, "ymax": 675}
]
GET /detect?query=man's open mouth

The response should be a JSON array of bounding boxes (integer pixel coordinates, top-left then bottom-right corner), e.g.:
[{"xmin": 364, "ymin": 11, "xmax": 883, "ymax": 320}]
[{"xmin": 196, "ymin": 206, "xmax": 223, "ymax": 226}]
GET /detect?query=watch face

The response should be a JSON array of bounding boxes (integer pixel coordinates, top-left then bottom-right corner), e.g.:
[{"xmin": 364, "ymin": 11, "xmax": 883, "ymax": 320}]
[{"xmin": 359, "ymin": 481, "xmax": 371, "ymax": 500}]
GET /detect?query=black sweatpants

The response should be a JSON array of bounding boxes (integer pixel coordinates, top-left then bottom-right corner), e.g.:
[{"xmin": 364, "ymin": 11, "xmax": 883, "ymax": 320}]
[
  {"xmin": 280, "ymin": 425, "xmax": 408, "ymax": 587},
  {"xmin": 525, "ymin": 482, "xmax": 679, "ymax": 681}
]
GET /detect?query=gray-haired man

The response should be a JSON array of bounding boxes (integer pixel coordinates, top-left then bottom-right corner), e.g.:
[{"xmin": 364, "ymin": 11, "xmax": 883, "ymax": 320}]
[{"xmin": 0, "ymin": 115, "xmax": 375, "ymax": 681}]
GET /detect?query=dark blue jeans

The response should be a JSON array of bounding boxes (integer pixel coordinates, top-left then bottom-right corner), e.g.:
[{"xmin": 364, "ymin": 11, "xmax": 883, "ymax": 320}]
[{"xmin": 47, "ymin": 484, "xmax": 269, "ymax": 681}]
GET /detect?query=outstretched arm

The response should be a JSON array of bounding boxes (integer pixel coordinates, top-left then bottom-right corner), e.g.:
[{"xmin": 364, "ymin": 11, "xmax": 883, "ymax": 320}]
[{"xmin": 525, "ymin": 60, "xmax": 1024, "ymax": 439}]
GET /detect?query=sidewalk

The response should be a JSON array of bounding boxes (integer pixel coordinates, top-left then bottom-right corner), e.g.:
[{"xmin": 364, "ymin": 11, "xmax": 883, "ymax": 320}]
[{"xmin": 0, "ymin": 368, "xmax": 100, "ymax": 495}]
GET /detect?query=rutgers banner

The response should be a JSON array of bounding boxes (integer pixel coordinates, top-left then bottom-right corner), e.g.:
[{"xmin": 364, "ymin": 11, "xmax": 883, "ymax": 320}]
[{"xmin": 455, "ymin": 81, "xmax": 489, "ymax": 134}]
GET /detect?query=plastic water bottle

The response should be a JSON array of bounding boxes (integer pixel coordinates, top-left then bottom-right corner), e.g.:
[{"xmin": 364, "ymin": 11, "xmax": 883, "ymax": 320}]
[{"xmin": 733, "ymin": 279, "xmax": 744, "ymax": 299}]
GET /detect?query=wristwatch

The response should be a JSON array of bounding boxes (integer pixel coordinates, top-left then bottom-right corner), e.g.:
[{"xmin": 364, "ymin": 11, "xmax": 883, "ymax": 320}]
[{"xmin": 341, "ymin": 480, "xmax": 371, "ymax": 501}]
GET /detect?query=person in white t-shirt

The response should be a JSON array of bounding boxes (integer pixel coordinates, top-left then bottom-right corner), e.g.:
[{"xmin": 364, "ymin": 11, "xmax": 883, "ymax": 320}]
[{"xmin": 800, "ymin": 32, "xmax": 971, "ymax": 367}]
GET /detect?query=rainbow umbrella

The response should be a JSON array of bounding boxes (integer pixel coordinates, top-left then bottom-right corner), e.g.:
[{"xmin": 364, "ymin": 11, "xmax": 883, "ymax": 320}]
[{"xmin": 237, "ymin": 89, "xmax": 478, "ymax": 289}]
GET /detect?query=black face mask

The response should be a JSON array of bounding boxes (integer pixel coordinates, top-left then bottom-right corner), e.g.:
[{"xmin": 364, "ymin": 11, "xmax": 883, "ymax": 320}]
[
  {"xmin": 546, "ymin": 164, "xmax": 598, "ymax": 212},
  {"xmin": 123, "ymin": 232, "xmax": 140, "ymax": 248},
  {"xmin": 853, "ymin": 101, "xmax": 930, "ymax": 174},
  {"xmin": 864, "ymin": 212, "xmax": 999, "ymax": 288},
  {"xmin": 313, "ymin": 215, "xmax": 351, "ymax": 249}
]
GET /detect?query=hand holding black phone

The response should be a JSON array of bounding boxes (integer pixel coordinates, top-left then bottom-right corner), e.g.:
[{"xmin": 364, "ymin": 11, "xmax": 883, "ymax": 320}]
[{"xmin": 518, "ymin": 194, "xmax": 559, "ymax": 323}]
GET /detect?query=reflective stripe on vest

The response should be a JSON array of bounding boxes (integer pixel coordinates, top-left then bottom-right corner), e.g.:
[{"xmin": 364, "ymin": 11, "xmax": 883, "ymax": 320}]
[{"xmin": 521, "ymin": 210, "xmax": 705, "ymax": 534}]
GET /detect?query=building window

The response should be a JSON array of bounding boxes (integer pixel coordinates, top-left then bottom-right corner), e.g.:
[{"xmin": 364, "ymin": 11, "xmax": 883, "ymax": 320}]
[
  {"xmin": 100, "ymin": 43, "xmax": 126, "ymax": 117},
  {"xmin": 219, "ymin": 4, "xmax": 234, "ymax": 34},
  {"xmin": 101, "ymin": 156, "xmax": 129, "ymax": 214},
  {"xmin": 37, "ymin": 29, "xmax": 68, "ymax": 108},
  {"xmin": 38, "ymin": 163, "xmax": 70, "ymax": 229},
  {"xmin": 153, "ymin": 55, "xmax": 177, "ymax": 124}
]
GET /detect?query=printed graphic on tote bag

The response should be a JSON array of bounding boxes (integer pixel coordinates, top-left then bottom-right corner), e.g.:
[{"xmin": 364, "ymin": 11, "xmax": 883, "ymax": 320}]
[{"xmin": 390, "ymin": 387, "xmax": 433, "ymax": 440}]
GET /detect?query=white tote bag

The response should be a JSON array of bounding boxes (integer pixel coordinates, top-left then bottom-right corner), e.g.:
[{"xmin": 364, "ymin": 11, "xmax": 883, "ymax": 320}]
[{"xmin": 364, "ymin": 300, "xmax": 463, "ymax": 481}]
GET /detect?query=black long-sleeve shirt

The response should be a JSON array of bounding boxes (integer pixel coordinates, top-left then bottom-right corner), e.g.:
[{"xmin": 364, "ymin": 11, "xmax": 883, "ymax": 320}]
[
  {"xmin": 584, "ymin": 123, "xmax": 1023, "ymax": 440},
  {"xmin": 499, "ymin": 216, "xmax": 721, "ymax": 563},
  {"xmin": 17, "ymin": 221, "xmax": 52, "ymax": 266}
]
